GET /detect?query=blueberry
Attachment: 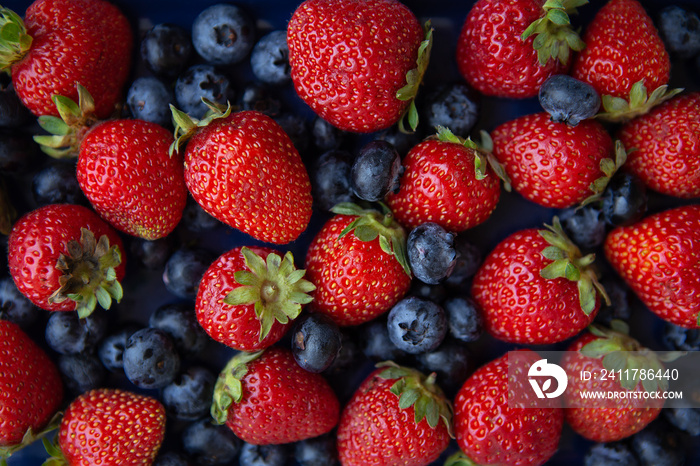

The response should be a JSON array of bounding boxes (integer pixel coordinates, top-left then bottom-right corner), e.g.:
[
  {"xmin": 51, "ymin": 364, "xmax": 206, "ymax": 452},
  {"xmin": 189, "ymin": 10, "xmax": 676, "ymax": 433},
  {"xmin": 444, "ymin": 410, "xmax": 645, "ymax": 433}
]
[
  {"xmin": 559, "ymin": 204, "xmax": 606, "ymax": 250},
  {"xmin": 325, "ymin": 329, "xmax": 361, "ymax": 375},
  {"xmin": 424, "ymin": 83, "xmax": 479, "ymax": 137},
  {"xmin": 312, "ymin": 118, "xmax": 345, "ymax": 152},
  {"xmin": 0, "ymin": 75, "xmax": 31, "ymax": 128},
  {"xmin": 351, "ymin": 140, "xmax": 403, "ymax": 202},
  {"xmin": 594, "ymin": 276, "xmax": 632, "ymax": 325},
  {"xmin": 407, "ymin": 222, "xmax": 456, "ymax": 285},
  {"xmin": 416, "ymin": 339, "xmax": 470, "ymax": 398},
  {"xmin": 658, "ymin": 6, "xmax": 700, "ymax": 59},
  {"xmin": 631, "ymin": 420, "xmax": 685, "ymax": 466},
  {"xmin": 661, "ymin": 322, "xmax": 700, "ymax": 351},
  {"xmin": 601, "ymin": 172, "xmax": 648, "ymax": 227},
  {"xmin": 45, "ymin": 309, "xmax": 109, "ymax": 355},
  {"xmin": 238, "ymin": 83, "xmax": 282, "ymax": 117},
  {"xmin": 538, "ymin": 74, "xmax": 601, "ymax": 126},
  {"xmin": 97, "ymin": 323, "xmax": 142, "ymax": 373},
  {"xmin": 375, "ymin": 126, "xmax": 421, "ymax": 158},
  {"xmin": 180, "ymin": 197, "xmax": 222, "ymax": 232},
  {"xmin": 294, "ymin": 434, "xmax": 338, "ymax": 466},
  {"xmin": 359, "ymin": 317, "xmax": 407, "ymax": 363},
  {"xmin": 239, "ymin": 442, "xmax": 289, "ymax": 466},
  {"xmin": 175, "ymin": 64, "xmax": 233, "ymax": 120},
  {"xmin": 0, "ymin": 276, "xmax": 40, "ymax": 328},
  {"xmin": 250, "ymin": 30, "xmax": 291, "ymax": 85},
  {"xmin": 409, "ymin": 281, "xmax": 447, "ymax": 304},
  {"xmin": 163, "ymin": 246, "xmax": 215, "ymax": 299},
  {"xmin": 153, "ymin": 451, "xmax": 192, "ymax": 466},
  {"xmin": 126, "ymin": 77, "xmax": 174, "ymax": 127},
  {"xmin": 123, "ymin": 327, "xmax": 181, "ymax": 389},
  {"xmin": 162, "ymin": 366, "xmax": 216, "ymax": 421},
  {"xmin": 149, "ymin": 302, "xmax": 209, "ymax": 357},
  {"xmin": 129, "ymin": 235, "xmax": 176, "ymax": 270},
  {"xmin": 32, "ymin": 161, "xmax": 87, "ymax": 206},
  {"xmin": 443, "ymin": 235, "xmax": 482, "ymax": 289},
  {"xmin": 584, "ymin": 442, "xmax": 639, "ymax": 466},
  {"xmin": 191, "ymin": 4, "xmax": 255, "ymax": 65},
  {"xmin": 275, "ymin": 113, "xmax": 309, "ymax": 154},
  {"xmin": 664, "ymin": 408, "xmax": 700, "ymax": 436},
  {"xmin": 311, "ymin": 149, "xmax": 355, "ymax": 212},
  {"xmin": 141, "ymin": 23, "xmax": 193, "ymax": 78},
  {"xmin": 291, "ymin": 312, "xmax": 342, "ymax": 373},
  {"xmin": 387, "ymin": 297, "xmax": 448, "ymax": 354},
  {"xmin": 444, "ymin": 296, "xmax": 483, "ymax": 343},
  {"xmin": 58, "ymin": 352, "xmax": 107, "ymax": 395},
  {"xmin": 183, "ymin": 419, "xmax": 241, "ymax": 466}
]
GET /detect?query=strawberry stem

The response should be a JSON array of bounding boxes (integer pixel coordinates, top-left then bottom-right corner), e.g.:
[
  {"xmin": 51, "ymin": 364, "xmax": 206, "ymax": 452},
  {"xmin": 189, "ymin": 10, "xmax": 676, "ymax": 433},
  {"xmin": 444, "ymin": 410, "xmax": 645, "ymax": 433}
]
[{"xmin": 521, "ymin": 0, "xmax": 587, "ymax": 66}]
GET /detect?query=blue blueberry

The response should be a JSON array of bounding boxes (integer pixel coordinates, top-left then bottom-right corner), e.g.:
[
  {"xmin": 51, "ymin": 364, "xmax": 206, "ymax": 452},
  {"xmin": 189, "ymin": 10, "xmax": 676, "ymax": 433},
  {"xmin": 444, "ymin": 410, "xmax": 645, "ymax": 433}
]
[
  {"xmin": 192, "ymin": 4, "xmax": 255, "ymax": 65},
  {"xmin": 291, "ymin": 312, "xmax": 342, "ymax": 373},
  {"xmin": 594, "ymin": 276, "xmax": 632, "ymax": 325},
  {"xmin": 180, "ymin": 197, "xmax": 222, "ymax": 232},
  {"xmin": 602, "ymin": 172, "xmax": 648, "ymax": 227},
  {"xmin": 387, "ymin": 297, "xmax": 448, "ymax": 354},
  {"xmin": 407, "ymin": 222, "xmax": 456, "ymax": 285},
  {"xmin": 444, "ymin": 235, "xmax": 482, "ymax": 290},
  {"xmin": 424, "ymin": 83, "xmax": 479, "ymax": 137},
  {"xmin": 239, "ymin": 442, "xmax": 289, "ymax": 466},
  {"xmin": 659, "ymin": 6, "xmax": 700, "ymax": 59},
  {"xmin": 123, "ymin": 327, "xmax": 181, "ymax": 389},
  {"xmin": 175, "ymin": 64, "xmax": 233, "ymax": 120},
  {"xmin": 239, "ymin": 83, "xmax": 282, "ymax": 117},
  {"xmin": 312, "ymin": 118, "xmax": 345, "ymax": 152},
  {"xmin": 163, "ymin": 246, "xmax": 215, "ymax": 299},
  {"xmin": 409, "ymin": 282, "xmax": 447, "ymax": 304},
  {"xmin": 0, "ymin": 76, "xmax": 31, "ymax": 128},
  {"xmin": 149, "ymin": 302, "xmax": 209, "ymax": 358},
  {"xmin": 538, "ymin": 74, "xmax": 601, "ymax": 126},
  {"xmin": 416, "ymin": 339, "xmax": 471, "ymax": 398},
  {"xmin": 153, "ymin": 451, "xmax": 192, "ymax": 466},
  {"xmin": 351, "ymin": 140, "xmax": 403, "ymax": 202},
  {"xmin": 559, "ymin": 204, "xmax": 606, "ymax": 250},
  {"xmin": 129, "ymin": 235, "xmax": 176, "ymax": 270},
  {"xmin": 97, "ymin": 323, "xmax": 142, "ymax": 373},
  {"xmin": 664, "ymin": 408, "xmax": 700, "ymax": 436},
  {"xmin": 183, "ymin": 419, "xmax": 241, "ymax": 466},
  {"xmin": 311, "ymin": 149, "xmax": 355, "ymax": 212},
  {"xmin": 32, "ymin": 162, "xmax": 87, "ymax": 206},
  {"xmin": 162, "ymin": 366, "xmax": 216, "ymax": 421},
  {"xmin": 631, "ymin": 421, "xmax": 685, "ymax": 466},
  {"xmin": 661, "ymin": 322, "xmax": 700, "ymax": 351},
  {"xmin": 45, "ymin": 309, "xmax": 109, "ymax": 355},
  {"xmin": 58, "ymin": 352, "xmax": 107, "ymax": 395},
  {"xmin": 250, "ymin": 30, "xmax": 291, "ymax": 85},
  {"xmin": 294, "ymin": 434, "xmax": 338, "ymax": 466},
  {"xmin": 0, "ymin": 276, "xmax": 40, "ymax": 328},
  {"xmin": 584, "ymin": 442, "xmax": 639, "ymax": 466},
  {"xmin": 141, "ymin": 23, "xmax": 193, "ymax": 78},
  {"xmin": 444, "ymin": 296, "xmax": 483, "ymax": 343},
  {"xmin": 359, "ymin": 318, "xmax": 407, "ymax": 363},
  {"xmin": 127, "ymin": 77, "xmax": 174, "ymax": 127}
]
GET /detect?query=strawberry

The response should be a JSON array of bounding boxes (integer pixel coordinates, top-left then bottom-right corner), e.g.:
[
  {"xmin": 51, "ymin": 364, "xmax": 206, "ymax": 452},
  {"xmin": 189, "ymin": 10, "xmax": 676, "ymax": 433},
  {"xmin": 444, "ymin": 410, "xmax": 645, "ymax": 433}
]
[
  {"xmin": 490, "ymin": 111, "xmax": 615, "ymax": 209},
  {"xmin": 171, "ymin": 106, "xmax": 313, "ymax": 245},
  {"xmin": 336, "ymin": 362, "xmax": 452, "ymax": 466},
  {"xmin": 449, "ymin": 349, "xmax": 564, "ymax": 466},
  {"xmin": 44, "ymin": 388, "xmax": 166, "ymax": 465},
  {"xmin": 0, "ymin": 0, "xmax": 132, "ymax": 118},
  {"xmin": 211, "ymin": 346, "xmax": 339, "ymax": 445},
  {"xmin": 385, "ymin": 127, "xmax": 507, "ymax": 233},
  {"xmin": 561, "ymin": 322, "xmax": 665, "ymax": 442},
  {"xmin": 617, "ymin": 92, "xmax": 700, "ymax": 198},
  {"xmin": 304, "ymin": 203, "xmax": 412, "ymax": 326},
  {"xmin": 7, "ymin": 203, "xmax": 125, "ymax": 318},
  {"xmin": 0, "ymin": 320, "xmax": 63, "ymax": 462},
  {"xmin": 196, "ymin": 246, "xmax": 315, "ymax": 352},
  {"xmin": 604, "ymin": 204, "xmax": 700, "ymax": 329},
  {"xmin": 455, "ymin": 0, "xmax": 585, "ymax": 99},
  {"xmin": 287, "ymin": 0, "xmax": 431, "ymax": 133},
  {"xmin": 471, "ymin": 217, "xmax": 608, "ymax": 344}
]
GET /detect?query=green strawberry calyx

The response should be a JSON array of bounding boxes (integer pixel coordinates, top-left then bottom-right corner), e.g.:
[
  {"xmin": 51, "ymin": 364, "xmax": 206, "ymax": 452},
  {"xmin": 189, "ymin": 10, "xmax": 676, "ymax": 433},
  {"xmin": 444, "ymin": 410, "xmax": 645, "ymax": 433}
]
[
  {"xmin": 443, "ymin": 450, "xmax": 480, "ymax": 466},
  {"xmin": 538, "ymin": 217, "xmax": 609, "ymax": 315},
  {"xmin": 396, "ymin": 20, "xmax": 433, "ymax": 134},
  {"xmin": 0, "ymin": 7, "xmax": 32, "ymax": 72},
  {"xmin": 0, "ymin": 412, "xmax": 61, "ymax": 464},
  {"xmin": 47, "ymin": 228, "xmax": 123, "ymax": 319},
  {"xmin": 169, "ymin": 99, "xmax": 233, "ymax": 156},
  {"xmin": 596, "ymin": 80, "xmax": 684, "ymax": 123},
  {"xmin": 40, "ymin": 432, "xmax": 70, "ymax": 466},
  {"xmin": 33, "ymin": 84, "xmax": 99, "ymax": 159},
  {"xmin": 376, "ymin": 361, "xmax": 454, "ymax": 437},
  {"xmin": 579, "ymin": 139, "xmax": 628, "ymax": 208},
  {"xmin": 331, "ymin": 202, "xmax": 411, "ymax": 276},
  {"xmin": 211, "ymin": 350, "xmax": 263, "ymax": 425},
  {"xmin": 224, "ymin": 247, "xmax": 315, "ymax": 342},
  {"xmin": 521, "ymin": 0, "xmax": 587, "ymax": 66}
]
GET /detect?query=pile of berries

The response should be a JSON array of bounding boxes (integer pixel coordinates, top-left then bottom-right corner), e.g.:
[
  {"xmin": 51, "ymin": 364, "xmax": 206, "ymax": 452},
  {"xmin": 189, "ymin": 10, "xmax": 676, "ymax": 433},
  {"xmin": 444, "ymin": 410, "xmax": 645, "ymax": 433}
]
[{"xmin": 1, "ymin": 0, "xmax": 699, "ymax": 465}]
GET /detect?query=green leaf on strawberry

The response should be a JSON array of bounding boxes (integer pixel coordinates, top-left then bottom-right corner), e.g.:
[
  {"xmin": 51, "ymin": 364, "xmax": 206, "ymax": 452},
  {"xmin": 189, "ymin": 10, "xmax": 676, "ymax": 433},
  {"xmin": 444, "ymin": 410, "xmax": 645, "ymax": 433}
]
[
  {"xmin": 596, "ymin": 80, "xmax": 684, "ymax": 123},
  {"xmin": 0, "ymin": 7, "xmax": 32, "ymax": 71},
  {"xmin": 397, "ymin": 21, "xmax": 434, "ymax": 133},
  {"xmin": 211, "ymin": 350, "xmax": 263, "ymax": 425},
  {"xmin": 580, "ymin": 139, "xmax": 628, "ymax": 207},
  {"xmin": 521, "ymin": 0, "xmax": 588, "ymax": 66},
  {"xmin": 169, "ymin": 99, "xmax": 233, "ymax": 156}
]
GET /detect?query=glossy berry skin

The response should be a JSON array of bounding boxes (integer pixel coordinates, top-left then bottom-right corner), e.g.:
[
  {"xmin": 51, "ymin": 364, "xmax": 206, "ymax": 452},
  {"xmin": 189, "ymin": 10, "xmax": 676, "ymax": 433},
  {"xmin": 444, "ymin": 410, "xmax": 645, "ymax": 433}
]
[
  {"xmin": 140, "ymin": 23, "xmax": 193, "ymax": 78},
  {"xmin": 191, "ymin": 3, "xmax": 255, "ymax": 65},
  {"xmin": 0, "ymin": 276, "xmax": 40, "ymax": 328},
  {"xmin": 617, "ymin": 92, "xmax": 700, "ymax": 199},
  {"xmin": 350, "ymin": 140, "xmax": 402, "ymax": 202},
  {"xmin": 77, "ymin": 119, "xmax": 188, "ymax": 240},
  {"xmin": 45, "ymin": 308, "xmax": 108, "ymax": 355},
  {"xmin": 31, "ymin": 162, "xmax": 87, "ymax": 207},
  {"xmin": 175, "ymin": 65, "xmax": 233, "ymax": 120},
  {"xmin": 305, "ymin": 214, "xmax": 412, "ymax": 326},
  {"xmin": 571, "ymin": 0, "xmax": 670, "ymax": 98},
  {"xmin": 250, "ymin": 30, "xmax": 291, "ymax": 86},
  {"xmin": 444, "ymin": 296, "xmax": 483, "ymax": 343},
  {"xmin": 8, "ymin": 0, "xmax": 132, "ymax": 118},
  {"xmin": 584, "ymin": 442, "xmax": 639, "ymax": 466},
  {"xmin": 387, "ymin": 296, "xmax": 447, "ymax": 354},
  {"xmin": 8, "ymin": 204, "xmax": 126, "ymax": 312},
  {"xmin": 386, "ymin": 139, "xmax": 501, "ymax": 232},
  {"xmin": 287, "ymin": 0, "xmax": 423, "ymax": 133},
  {"xmin": 472, "ymin": 228, "xmax": 599, "ymax": 344},
  {"xmin": 658, "ymin": 6, "xmax": 700, "ymax": 59},
  {"xmin": 0, "ymin": 320, "xmax": 63, "ymax": 447},
  {"xmin": 57, "ymin": 352, "xmax": 106, "ymax": 395},
  {"xmin": 491, "ymin": 112, "xmax": 614, "ymax": 209},
  {"xmin": 456, "ymin": 0, "xmax": 568, "ymax": 99},
  {"xmin": 239, "ymin": 442, "xmax": 288, "ymax": 466},
  {"xmin": 423, "ymin": 83, "xmax": 479, "ymax": 138},
  {"xmin": 163, "ymin": 247, "xmax": 215, "ymax": 300},
  {"xmin": 183, "ymin": 110, "xmax": 313, "ymax": 244},
  {"xmin": 57, "ymin": 388, "xmax": 166, "ymax": 466},
  {"xmin": 294, "ymin": 434, "xmax": 337, "ymax": 466},
  {"xmin": 126, "ymin": 77, "xmax": 174, "ymax": 127},
  {"xmin": 291, "ymin": 311, "xmax": 342, "ymax": 373},
  {"xmin": 162, "ymin": 366, "xmax": 216, "ymax": 421},
  {"xmin": 559, "ymin": 204, "xmax": 607, "ymax": 250},
  {"xmin": 97, "ymin": 324, "xmax": 141, "ymax": 373},
  {"xmin": 604, "ymin": 205, "xmax": 700, "ymax": 329},
  {"xmin": 407, "ymin": 222, "xmax": 456, "ymax": 285},
  {"xmin": 123, "ymin": 328, "xmax": 181, "ymax": 389},
  {"xmin": 538, "ymin": 74, "xmax": 601, "ymax": 126},
  {"xmin": 336, "ymin": 368, "xmax": 451, "ymax": 466},
  {"xmin": 601, "ymin": 172, "xmax": 648, "ymax": 227},
  {"xmin": 311, "ymin": 149, "xmax": 355, "ymax": 212},
  {"xmin": 149, "ymin": 302, "xmax": 208, "ymax": 358},
  {"xmin": 453, "ymin": 350, "xmax": 564, "ymax": 466}
]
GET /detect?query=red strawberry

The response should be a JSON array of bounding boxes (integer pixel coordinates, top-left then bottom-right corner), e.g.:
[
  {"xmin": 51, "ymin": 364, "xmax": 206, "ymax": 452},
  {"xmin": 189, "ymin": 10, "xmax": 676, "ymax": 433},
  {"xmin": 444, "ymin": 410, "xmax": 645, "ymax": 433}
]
[
  {"xmin": 45, "ymin": 388, "xmax": 166, "ymax": 465},
  {"xmin": 604, "ymin": 204, "xmax": 700, "ymax": 329},
  {"xmin": 196, "ymin": 245, "xmax": 315, "ymax": 352},
  {"xmin": 211, "ymin": 346, "xmax": 339, "ymax": 445},
  {"xmin": 617, "ymin": 92, "xmax": 700, "ymax": 198},
  {"xmin": 304, "ymin": 203, "xmax": 412, "ymax": 326},
  {"xmin": 0, "ymin": 320, "xmax": 63, "ymax": 461},
  {"xmin": 471, "ymin": 217, "xmax": 608, "ymax": 344},
  {"xmin": 456, "ymin": 0, "xmax": 584, "ymax": 98},
  {"xmin": 287, "ymin": 0, "xmax": 430, "ymax": 133},
  {"xmin": 0, "ymin": 0, "xmax": 132, "ymax": 118},
  {"xmin": 562, "ymin": 322, "xmax": 665, "ymax": 442},
  {"xmin": 336, "ymin": 363, "xmax": 452, "ymax": 466},
  {"xmin": 8, "ymin": 203, "xmax": 125, "ymax": 318},
  {"xmin": 171, "ymin": 107, "xmax": 313, "ymax": 244},
  {"xmin": 386, "ymin": 127, "xmax": 505, "ymax": 232},
  {"xmin": 490, "ymin": 111, "xmax": 615, "ymax": 209},
  {"xmin": 450, "ymin": 349, "xmax": 564, "ymax": 466}
]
